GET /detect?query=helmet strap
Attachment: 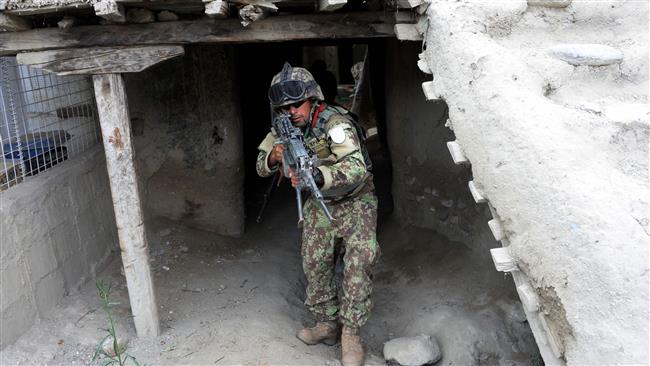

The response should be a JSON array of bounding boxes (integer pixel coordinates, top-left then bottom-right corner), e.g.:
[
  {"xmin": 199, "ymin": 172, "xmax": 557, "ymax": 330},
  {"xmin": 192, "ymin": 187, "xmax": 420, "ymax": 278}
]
[{"xmin": 310, "ymin": 101, "xmax": 325, "ymax": 129}]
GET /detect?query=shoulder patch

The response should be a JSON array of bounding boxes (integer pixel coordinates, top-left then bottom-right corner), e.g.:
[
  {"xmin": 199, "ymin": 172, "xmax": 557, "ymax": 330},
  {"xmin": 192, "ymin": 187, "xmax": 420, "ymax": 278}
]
[{"xmin": 328, "ymin": 126, "xmax": 346, "ymax": 144}]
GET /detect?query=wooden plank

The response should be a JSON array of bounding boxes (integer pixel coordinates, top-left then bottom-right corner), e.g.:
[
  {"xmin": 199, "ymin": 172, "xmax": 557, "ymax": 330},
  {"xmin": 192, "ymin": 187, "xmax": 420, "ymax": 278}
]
[
  {"xmin": 17, "ymin": 46, "xmax": 184, "ymax": 75},
  {"xmin": 0, "ymin": 12, "xmax": 394, "ymax": 55},
  {"xmin": 93, "ymin": 73, "xmax": 160, "ymax": 338}
]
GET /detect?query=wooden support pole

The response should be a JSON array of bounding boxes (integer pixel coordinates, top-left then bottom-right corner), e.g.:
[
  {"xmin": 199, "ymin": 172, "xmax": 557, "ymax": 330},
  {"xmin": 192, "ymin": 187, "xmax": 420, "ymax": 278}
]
[{"xmin": 93, "ymin": 73, "xmax": 160, "ymax": 338}]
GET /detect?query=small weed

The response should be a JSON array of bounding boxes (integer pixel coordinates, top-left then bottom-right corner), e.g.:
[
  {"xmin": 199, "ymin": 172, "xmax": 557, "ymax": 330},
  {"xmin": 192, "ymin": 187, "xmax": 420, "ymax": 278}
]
[{"xmin": 92, "ymin": 280, "xmax": 141, "ymax": 366}]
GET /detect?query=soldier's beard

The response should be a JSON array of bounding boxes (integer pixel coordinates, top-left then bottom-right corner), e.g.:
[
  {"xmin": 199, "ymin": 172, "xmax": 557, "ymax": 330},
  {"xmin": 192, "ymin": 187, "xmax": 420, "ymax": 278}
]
[{"xmin": 292, "ymin": 119, "xmax": 307, "ymax": 128}]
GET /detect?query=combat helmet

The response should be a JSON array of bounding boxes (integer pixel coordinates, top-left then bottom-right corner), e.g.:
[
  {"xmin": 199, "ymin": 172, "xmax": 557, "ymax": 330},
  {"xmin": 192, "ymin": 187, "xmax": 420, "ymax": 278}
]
[{"xmin": 268, "ymin": 62, "xmax": 324, "ymax": 108}]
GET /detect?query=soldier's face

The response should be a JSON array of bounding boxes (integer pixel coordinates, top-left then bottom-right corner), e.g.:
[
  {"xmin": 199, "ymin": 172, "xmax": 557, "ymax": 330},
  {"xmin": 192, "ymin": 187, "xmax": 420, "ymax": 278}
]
[{"xmin": 280, "ymin": 99, "xmax": 312, "ymax": 126}]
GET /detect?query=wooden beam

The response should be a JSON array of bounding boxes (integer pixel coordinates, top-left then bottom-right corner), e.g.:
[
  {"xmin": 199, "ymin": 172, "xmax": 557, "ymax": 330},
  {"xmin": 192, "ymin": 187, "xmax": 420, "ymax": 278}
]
[
  {"xmin": 0, "ymin": 12, "xmax": 394, "ymax": 55},
  {"xmin": 16, "ymin": 46, "xmax": 184, "ymax": 76},
  {"xmin": 93, "ymin": 73, "xmax": 160, "ymax": 338}
]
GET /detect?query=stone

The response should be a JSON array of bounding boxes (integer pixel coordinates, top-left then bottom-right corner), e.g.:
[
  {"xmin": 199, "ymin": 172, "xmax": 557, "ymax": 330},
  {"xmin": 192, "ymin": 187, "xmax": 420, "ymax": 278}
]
[
  {"xmin": 157, "ymin": 11, "xmax": 179, "ymax": 22},
  {"xmin": 547, "ymin": 44, "xmax": 623, "ymax": 66},
  {"xmin": 57, "ymin": 15, "xmax": 76, "ymax": 30},
  {"xmin": 101, "ymin": 336, "xmax": 128, "ymax": 357},
  {"xmin": 383, "ymin": 335, "xmax": 441, "ymax": 366},
  {"xmin": 126, "ymin": 8, "xmax": 155, "ymax": 24},
  {"xmin": 527, "ymin": 0, "xmax": 571, "ymax": 7},
  {"xmin": 158, "ymin": 228, "xmax": 172, "ymax": 237}
]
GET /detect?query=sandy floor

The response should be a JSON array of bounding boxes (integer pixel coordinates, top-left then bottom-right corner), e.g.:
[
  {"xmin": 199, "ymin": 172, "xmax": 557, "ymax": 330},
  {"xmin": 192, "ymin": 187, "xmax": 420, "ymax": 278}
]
[{"xmin": 0, "ymin": 181, "xmax": 541, "ymax": 365}]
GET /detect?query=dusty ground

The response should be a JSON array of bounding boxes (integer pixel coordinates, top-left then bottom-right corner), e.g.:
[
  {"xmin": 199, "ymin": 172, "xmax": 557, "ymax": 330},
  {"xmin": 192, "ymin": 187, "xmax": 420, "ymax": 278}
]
[{"xmin": 0, "ymin": 183, "xmax": 541, "ymax": 365}]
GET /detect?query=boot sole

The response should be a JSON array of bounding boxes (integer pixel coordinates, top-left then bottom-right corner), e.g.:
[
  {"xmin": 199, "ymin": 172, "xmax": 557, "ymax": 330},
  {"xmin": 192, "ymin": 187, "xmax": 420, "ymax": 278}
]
[{"xmin": 296, "ymin": 334, "xmax": 338, "ymax": 346}]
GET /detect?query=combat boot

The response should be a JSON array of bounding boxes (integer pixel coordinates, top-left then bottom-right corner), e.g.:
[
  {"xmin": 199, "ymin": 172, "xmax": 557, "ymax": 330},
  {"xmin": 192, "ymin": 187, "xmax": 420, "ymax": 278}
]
[
  {"xmin": 296, "ymin": 321, "xmax": 340, "ymax": 346},
  {"xmin": 341, "ymin": 325, "xmax": 364, "ymax": 366}
]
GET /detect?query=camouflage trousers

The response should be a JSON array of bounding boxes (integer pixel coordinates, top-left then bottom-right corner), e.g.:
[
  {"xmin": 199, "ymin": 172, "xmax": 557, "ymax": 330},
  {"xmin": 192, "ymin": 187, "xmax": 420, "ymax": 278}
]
[{"xmin": 301, "ymin": 190, "xmax": 379, "ymax": 329}]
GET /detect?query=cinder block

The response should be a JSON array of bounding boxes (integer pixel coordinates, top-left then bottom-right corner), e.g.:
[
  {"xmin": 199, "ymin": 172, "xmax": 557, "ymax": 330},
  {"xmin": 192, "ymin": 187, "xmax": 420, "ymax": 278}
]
[
  {"xmin": 0, "ymin": 223, "xmax": 18, "ymax": 261},
  {"xmin": 61, "ymin": 253, "xmax": 89, "ymax": 293},
  {"xmin": 34, "ymin": 270, "xmax": 65, "ymax": 317},
  {"xmin": 0, "ymin": 295, "xmax": 37, "ymax": 349},
  {"xmin": 50, "ymin": 221, "xmax": 81, "ymax": 263},
  {"xmin": 25, "ymin": 238, "xmax": 59, "ymax": 283},
  {"xmin": 0, "ymin": 258, "xmax": 28, "ymax": 310}
]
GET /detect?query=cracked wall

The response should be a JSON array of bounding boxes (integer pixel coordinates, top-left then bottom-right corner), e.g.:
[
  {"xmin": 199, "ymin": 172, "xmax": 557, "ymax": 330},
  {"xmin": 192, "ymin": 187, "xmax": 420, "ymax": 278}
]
[
  {"xmin": 124, "ymin": 45, "xmax": 245, "ymax": 237},
  {"xmin": 421, "ymin": 1, "xmax": 649, "ymax": 363}
]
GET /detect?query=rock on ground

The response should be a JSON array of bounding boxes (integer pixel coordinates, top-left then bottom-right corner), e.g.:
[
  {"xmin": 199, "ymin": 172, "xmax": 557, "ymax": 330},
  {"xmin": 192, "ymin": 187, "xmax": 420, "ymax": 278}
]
[{"xmin": 383, "ymin": 335, "xmax": 441, "ymax": 366}]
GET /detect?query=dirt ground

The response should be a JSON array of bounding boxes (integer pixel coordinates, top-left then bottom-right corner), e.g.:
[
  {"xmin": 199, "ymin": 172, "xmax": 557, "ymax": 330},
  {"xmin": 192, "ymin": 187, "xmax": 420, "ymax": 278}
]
[{"xmin": 0, "ymin": 180, "xmax": 541, "ymax": 366}]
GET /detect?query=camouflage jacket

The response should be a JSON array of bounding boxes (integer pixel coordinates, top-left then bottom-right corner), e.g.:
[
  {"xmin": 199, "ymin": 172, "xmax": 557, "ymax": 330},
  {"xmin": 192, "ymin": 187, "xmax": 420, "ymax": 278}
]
[{"xmin": 256, "ymin": 104, "xmax": 373, "ymax": 201}]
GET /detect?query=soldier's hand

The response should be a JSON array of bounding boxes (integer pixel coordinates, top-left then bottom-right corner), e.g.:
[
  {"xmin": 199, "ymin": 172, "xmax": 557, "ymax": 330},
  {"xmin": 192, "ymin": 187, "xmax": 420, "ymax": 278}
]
[
  {"xmin": 288, "ymin": 168, "xmax": 300, "ymax": 188},
  {"xmin": 268, "ymin": 144, "xmax": 285, "ymax": 167}
]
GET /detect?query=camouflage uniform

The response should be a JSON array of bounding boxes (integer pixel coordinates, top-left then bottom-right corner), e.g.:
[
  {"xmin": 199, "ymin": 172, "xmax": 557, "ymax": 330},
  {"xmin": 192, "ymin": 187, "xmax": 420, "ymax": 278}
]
[{"xmin": 256, "ymin": 104, "xmax": 379, "ymax": 329}]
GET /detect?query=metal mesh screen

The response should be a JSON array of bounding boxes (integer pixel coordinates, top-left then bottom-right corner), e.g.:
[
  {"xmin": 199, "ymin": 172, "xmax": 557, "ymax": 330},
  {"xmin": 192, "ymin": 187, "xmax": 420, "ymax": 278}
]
[{"xmin": 0, "ymin": 57, "xmax": 101, "ymax": 192}]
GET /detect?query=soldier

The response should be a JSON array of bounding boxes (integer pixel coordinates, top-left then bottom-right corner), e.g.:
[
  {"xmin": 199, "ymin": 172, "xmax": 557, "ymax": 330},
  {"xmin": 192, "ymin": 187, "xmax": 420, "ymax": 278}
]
[{"xmin": 255, "ymin": 63, "xmax": 378, "ymax": 366}]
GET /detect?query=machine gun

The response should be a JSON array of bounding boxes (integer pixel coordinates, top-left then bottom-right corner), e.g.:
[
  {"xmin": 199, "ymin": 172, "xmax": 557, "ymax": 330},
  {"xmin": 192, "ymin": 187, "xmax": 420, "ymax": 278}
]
[{"xmin": 272, "ymin": 113, "xmax": 334, "ymax": 227}]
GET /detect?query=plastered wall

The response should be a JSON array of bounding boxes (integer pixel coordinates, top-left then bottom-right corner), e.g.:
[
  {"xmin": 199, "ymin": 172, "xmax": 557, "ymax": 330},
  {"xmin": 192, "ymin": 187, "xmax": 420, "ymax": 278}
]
[
  {"xmin": 0, "ymin": 148, "xmax": 117, "ymax": 348},
  {"xmin": 125, "ymin": 45, "xmax": 245, "ymax": 237}
]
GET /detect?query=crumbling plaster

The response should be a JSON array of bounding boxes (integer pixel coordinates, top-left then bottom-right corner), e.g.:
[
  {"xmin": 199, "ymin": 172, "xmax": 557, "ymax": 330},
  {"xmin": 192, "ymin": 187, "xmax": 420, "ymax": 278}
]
[
  {"xmin": 0, "ymin": 148, "xmax": 117, "ymax": 349},
  {"xmin": 422, "ymin": 0, "xmax": 648, "ymax": 363},
  {"xmin": 124, "ymin": 45, "xmax": 245, "ymax": 237}
]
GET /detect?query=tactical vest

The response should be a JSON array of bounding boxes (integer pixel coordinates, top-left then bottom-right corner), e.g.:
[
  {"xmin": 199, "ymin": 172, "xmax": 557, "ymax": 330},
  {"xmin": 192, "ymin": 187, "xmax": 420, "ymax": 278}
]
[
  {"xmin": 304, "ymin": 104, "xmax": 374, "ymax": 202},
  {"xmin": 304, "ymin": 104, "xmax": 373, "ymax": 172}
]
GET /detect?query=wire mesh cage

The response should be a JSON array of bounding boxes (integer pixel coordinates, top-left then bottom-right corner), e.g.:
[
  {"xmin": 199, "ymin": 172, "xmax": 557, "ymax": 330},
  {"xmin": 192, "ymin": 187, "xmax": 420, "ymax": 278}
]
[{"xmin": 0, "ymin": 57, "xmax": 101, "ymax": 192}]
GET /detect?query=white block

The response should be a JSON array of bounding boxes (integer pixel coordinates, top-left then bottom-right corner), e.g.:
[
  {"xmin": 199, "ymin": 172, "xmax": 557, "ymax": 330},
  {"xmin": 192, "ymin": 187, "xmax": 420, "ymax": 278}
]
[
  {"xmin": 468, "ymin": 181, "xmax": 487, "ymax": 203},
  {"xmin": 488, "ymin": 218, "xmax": 505, "ymax": 241},
  {"xmin": 446, "ymin": 141, "xmax": 468, "ymax": 165},
  {"xmin": 397, "ymin": 0, "xmax": 423, "ymax": 8},
  {"xmin": 516, "ymin": 283, "xmax": 540, "ymax": 312},
  {"xmin": 490, "ymin": 247, "xmax": 518, "ymax": 272},
  {"xmin": 421, "ymin": 81, "xmax": 440, "ymax": 100},
  {"xmin": 417, "ymin": 59, "xmax": 431, "ymax": 74},
  {"xmin": 538, "ymin": 313, "xmax": 564, "ymax": 358},
  {"xmin": 319, "ymin": 0, "xmax": 347, "ymax": 12},
  {"xmin": 395, "ymin": 24, "xmax": 423, "ymax": 41}
]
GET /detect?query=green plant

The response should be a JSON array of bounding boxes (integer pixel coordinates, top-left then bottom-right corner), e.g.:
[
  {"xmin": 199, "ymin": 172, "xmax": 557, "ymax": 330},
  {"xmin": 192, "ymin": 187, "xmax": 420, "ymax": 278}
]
[{"xmin": 92, "ymin": 280, "xmax": 141, "ymax": 366}]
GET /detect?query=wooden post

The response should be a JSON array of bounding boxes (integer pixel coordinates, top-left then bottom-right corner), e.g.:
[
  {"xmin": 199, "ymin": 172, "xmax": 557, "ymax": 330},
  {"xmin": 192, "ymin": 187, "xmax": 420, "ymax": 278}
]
[{"xmin": 93, "ymin": 74, "xmax": 160, "ymax": 338}]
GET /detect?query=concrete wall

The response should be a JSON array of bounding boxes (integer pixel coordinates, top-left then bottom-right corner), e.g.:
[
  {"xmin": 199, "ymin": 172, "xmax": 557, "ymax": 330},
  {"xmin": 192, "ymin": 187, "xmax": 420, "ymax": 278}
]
[
  {"xmin": 422, "ymin": 1, "xmax": 649, "ymax": 364},
  {"xmin": 124, "ymin": 45, "xmax": 245, "ymax": 237},
  {"xmin": 0, "ymin": 147, "xmax": 117, "ymax": 349}
]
